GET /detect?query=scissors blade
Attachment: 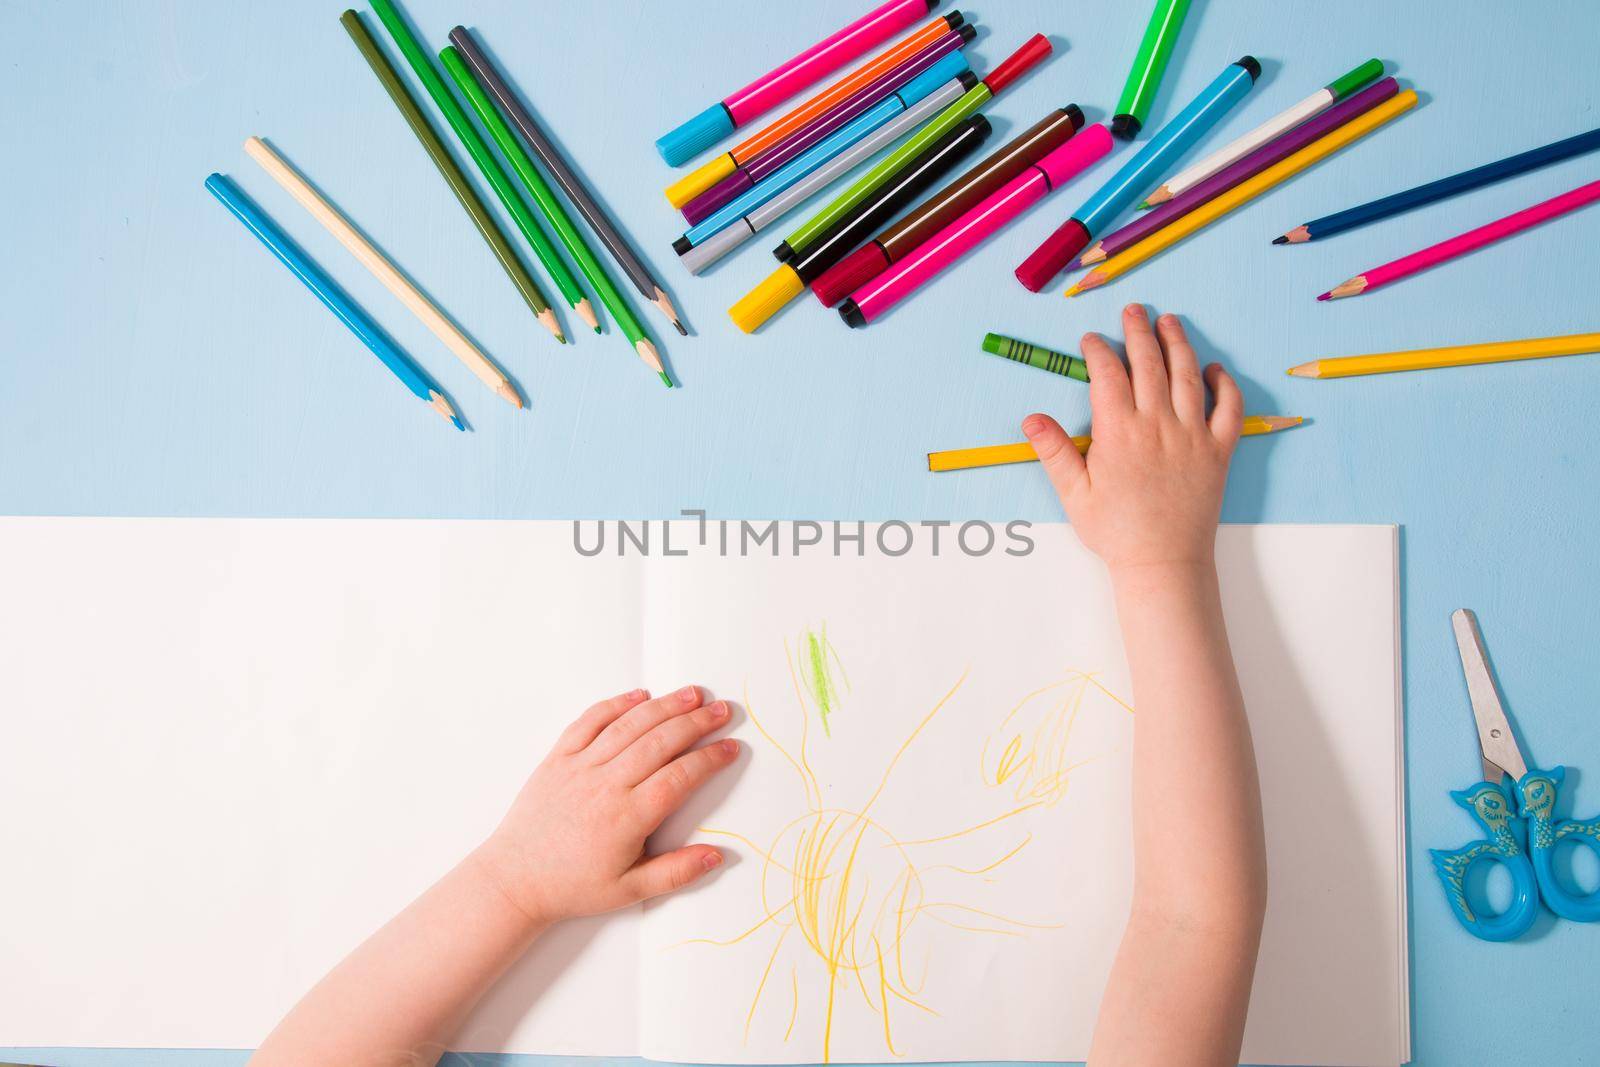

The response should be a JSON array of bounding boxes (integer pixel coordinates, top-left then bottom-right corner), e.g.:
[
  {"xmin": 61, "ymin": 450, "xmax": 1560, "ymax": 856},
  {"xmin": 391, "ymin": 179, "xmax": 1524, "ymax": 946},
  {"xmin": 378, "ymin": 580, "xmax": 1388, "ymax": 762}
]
[{"xmin": 1451, "ymin": 609, "xmax": 1528, "ymax": 784}]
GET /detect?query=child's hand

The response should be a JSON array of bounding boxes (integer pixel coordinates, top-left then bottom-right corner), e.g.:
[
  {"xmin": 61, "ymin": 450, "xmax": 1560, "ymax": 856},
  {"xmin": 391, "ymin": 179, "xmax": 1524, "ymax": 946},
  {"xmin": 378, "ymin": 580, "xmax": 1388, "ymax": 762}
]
[
  {"xmin": 472, "ymin": 686, "xmax": 738, "ymax": 926},
  {"xmin": 1022, "ymin": 304, "xmax": 1243, "ymax": 575}
]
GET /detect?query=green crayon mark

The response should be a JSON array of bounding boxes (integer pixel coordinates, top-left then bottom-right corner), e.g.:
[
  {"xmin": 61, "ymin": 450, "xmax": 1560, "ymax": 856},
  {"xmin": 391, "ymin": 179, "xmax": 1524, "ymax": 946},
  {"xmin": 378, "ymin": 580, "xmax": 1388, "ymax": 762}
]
[{"xmin": 799, "ymin": 624, "xmax": 850, "ymax": 736}]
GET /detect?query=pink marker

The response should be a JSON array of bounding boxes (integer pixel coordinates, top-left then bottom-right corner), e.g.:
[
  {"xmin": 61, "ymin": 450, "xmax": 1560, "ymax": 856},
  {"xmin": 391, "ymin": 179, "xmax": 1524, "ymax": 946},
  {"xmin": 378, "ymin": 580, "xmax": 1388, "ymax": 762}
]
[
  {"xmin": 840, "ymin": 124, "xmax": 1113, "ymax": 326},
  {"xmin": 1320, "ymin": 177, "xmax": 1600, "ymax": 300},
  {"xmin": 656, "ymin": 0, "xmax": 938, "ymax": 167}
]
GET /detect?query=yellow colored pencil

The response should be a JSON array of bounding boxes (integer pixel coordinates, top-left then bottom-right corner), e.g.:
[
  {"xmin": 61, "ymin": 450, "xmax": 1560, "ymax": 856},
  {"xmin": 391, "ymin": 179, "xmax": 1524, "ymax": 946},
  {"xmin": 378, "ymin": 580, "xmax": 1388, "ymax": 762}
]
[
  {"xmin": 1068, "ymin": 89, "xmax": 1419, "ymax": 295},
  {"xmin": 928, "ymin": 416, "xmax": 1302, "ymax": 472},
  {"xmin": 1288, "ymin": 331, "xmax": 1600, "ymax": 379}
]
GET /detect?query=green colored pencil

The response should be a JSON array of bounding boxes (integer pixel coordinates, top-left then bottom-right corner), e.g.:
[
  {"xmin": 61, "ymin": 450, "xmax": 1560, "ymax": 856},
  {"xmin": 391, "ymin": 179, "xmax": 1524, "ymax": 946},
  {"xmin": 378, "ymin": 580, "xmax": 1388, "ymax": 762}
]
[
  {"xmin": 339, "ymin": 10, "xmax": 562, "ymax": 343},
  {"xmin": 368, "ymin": 0, "xmax": 596, "ymax": 332},
  {"xmin": 440, "ymin": 47, "xmax": 669, "ymax": 387},
  {"xmin": 982, "ymin": 333, "xmax": 1088, "ymax": 382}
]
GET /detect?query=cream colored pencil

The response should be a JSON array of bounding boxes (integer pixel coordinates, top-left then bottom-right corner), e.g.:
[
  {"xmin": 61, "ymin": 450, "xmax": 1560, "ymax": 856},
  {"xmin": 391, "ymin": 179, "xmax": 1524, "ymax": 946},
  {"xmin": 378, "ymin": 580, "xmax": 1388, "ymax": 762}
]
[{"xmin": 244, "ymin": 136, "xmax": 522, "ymax": 409}]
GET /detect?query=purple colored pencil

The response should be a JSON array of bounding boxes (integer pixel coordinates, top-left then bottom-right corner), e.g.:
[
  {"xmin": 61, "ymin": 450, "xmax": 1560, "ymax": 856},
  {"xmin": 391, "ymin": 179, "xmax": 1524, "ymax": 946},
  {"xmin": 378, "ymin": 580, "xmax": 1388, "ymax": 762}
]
[
  {"xmin": 680, "ymin": 24, "xmax": 976, "ymax": 226},
  {"xmin": 1074, "ymin": 76, "xmax": 1401, "ymax": 268}
]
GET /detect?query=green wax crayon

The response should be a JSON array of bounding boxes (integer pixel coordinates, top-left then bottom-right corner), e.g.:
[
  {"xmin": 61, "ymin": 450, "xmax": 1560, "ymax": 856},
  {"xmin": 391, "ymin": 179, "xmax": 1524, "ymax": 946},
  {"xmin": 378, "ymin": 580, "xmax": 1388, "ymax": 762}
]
[{"xmin": 982, "ymin": 333, "xmax": 1089, "ymax": 382}]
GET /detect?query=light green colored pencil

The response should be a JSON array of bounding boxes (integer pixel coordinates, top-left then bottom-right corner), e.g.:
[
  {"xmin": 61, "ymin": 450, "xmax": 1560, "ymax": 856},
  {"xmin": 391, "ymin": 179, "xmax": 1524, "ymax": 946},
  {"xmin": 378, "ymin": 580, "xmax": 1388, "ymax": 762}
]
[
  {"xmin": 439, "ymin": 46, "xmax": 668, "ymax": 386},
  {"xmin": 368, "ymin": 0, "xmax": 597, "ymax": 331}
]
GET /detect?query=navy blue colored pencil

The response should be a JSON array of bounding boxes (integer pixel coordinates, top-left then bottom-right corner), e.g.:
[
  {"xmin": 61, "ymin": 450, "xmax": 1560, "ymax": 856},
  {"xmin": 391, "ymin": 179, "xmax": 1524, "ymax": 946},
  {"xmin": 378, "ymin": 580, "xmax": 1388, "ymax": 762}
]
[
  {"xmin": 205, "ymin": 174, "xmax": 463, "ymax": 430},
  {"xmin": 1275, "ymin": 125, "xmax": 1600, "ymax": 243}
]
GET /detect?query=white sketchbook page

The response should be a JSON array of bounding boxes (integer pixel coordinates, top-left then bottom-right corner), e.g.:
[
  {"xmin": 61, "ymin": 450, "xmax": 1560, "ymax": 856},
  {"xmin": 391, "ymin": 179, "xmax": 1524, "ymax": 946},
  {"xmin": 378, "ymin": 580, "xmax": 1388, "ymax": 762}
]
[
  {"xmin": 0, "ymin": 518, "xmax": 642, "ymax": 1055},
  {"xmin": 637, "ymin": 523, "xmax": 1406, "ymax": 1066}
]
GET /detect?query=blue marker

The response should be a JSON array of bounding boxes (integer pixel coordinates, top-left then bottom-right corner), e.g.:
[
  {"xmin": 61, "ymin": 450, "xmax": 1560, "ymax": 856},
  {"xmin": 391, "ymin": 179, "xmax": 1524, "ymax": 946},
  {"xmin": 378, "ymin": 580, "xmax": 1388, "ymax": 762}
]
[
  {"xmin": 673, "ymin": 52, "xmax": 971, "ymax": 253},
  {"xmin": 1016, "ymin": 55, "xmax": 1260, "ymax": 291},
  {"xmin": 205, "ymin": 174, "xmax": 463, "ymax": 430}
]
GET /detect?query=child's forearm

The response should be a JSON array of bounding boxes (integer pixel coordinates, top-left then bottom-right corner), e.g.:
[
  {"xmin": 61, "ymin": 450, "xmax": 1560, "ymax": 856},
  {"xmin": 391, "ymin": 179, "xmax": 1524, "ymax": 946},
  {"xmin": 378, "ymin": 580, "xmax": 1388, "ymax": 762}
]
[
  {"xmin": 1113, "ymin": 560, "xmax": 1266, "ymax": 917},
  {"xmin": 250, "ymin": 846, "xmax": 548, "ymax": 1067}
]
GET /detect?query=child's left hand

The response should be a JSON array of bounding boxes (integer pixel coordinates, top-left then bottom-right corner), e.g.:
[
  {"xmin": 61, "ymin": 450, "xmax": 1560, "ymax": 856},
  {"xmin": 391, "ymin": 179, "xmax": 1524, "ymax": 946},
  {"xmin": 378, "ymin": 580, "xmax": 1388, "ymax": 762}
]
[{"xmin": 472, "ymin": 686, "xmax": 738, "ymax": 927}]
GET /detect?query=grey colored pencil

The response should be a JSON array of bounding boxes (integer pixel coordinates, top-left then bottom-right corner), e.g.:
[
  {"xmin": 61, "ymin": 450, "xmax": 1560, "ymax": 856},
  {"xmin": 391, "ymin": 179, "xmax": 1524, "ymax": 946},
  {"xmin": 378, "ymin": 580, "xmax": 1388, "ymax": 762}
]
[
  {"xmin": 676, "ymin": 71, "xmax": 974, "ymax": 276},
  {"xmin": 448, "ymin": 26, "xmax": 686, "ymax": 336}
]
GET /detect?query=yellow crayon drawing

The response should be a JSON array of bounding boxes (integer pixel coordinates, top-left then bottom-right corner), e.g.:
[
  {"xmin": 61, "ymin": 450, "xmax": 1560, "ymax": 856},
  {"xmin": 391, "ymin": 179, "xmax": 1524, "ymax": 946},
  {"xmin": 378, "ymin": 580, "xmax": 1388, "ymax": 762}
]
[
  {"xmin": 681, "ymin": 639, "xmax": 1129, "ymax": 1061},
  {"xmin": 982, "ymin": 672, "xmax": 1134, "ymax": 806}
]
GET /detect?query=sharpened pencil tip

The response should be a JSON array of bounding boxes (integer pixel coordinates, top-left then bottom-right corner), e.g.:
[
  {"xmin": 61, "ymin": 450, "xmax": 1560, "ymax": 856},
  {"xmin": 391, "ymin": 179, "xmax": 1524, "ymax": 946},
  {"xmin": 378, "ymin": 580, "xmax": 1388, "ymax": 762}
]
[
  {"xmin": 672, "ymin": 319, "xmax": 688, "ymax": 336},
  {"xmin": 1064, "ymin": 285, "xmax": 1082, "ymax": 298},
  {"xmin": 1286, "ymin": 363, "xmax": 1318, "ymax": 378},
  {"xmin": 575, "ymin": 298, "xmax": 600, "ymax": 332},
  {"xmin": 1316, "ymin": 291, "xmax": 1331, "ymax": 301},
  {"xmin": 1272, "ymin": 235, "xmax": 1289, "ymax": 245},
  {"xmin": 659, "ymin": 370, "xmax": 674, "ymax": 388}
]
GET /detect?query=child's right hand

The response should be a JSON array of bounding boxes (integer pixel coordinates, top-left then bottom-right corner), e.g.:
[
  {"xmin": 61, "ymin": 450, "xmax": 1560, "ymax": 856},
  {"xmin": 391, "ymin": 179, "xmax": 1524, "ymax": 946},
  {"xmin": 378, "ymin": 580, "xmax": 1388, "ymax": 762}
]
[
  {"xmin": 471, "ymin": 686, "xmax": 738, "ymax": 927},
  {"xmin": 1021, "ymin": 304, "xmax": 1243, "ymax": 577}
]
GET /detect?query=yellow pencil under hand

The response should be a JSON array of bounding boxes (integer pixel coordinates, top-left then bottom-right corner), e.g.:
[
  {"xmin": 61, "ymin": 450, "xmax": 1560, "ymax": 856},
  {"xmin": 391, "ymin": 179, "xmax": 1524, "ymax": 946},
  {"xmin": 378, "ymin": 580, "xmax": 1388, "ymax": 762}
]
[
  {"xmin": 1067, "ymin": 89, "xmax": 1419, "ymax": 296},
  {"xmin": 243, "ymin": 136, "xmax": 522, "ymax": 409},
  {"xmin": 1289, "ymin": 331, "xmax": 1600, "ymax": 379},
  {"xmin": 928, "ymin": 417, "xmax": 1302, "ymax": 472}
]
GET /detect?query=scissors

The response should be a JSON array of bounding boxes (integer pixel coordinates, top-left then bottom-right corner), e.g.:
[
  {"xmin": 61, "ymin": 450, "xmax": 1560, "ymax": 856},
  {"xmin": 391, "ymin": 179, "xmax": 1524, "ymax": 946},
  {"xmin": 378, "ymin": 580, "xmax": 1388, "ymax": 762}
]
[{"xmin": 1431, "ymin": 609, "xmax": 1600, "ymax": 940}]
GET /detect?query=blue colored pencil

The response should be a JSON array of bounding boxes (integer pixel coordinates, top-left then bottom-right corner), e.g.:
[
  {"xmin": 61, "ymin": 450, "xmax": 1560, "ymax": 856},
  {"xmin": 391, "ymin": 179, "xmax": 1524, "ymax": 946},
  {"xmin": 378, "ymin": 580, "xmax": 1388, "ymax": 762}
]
[
  {"xmin": 205, "ymin": 174, "xmax": 463, "ymax": 430},
  {"xmin": 1275, "ymin": 125, "xmax": 1600, "ymax": 243}
]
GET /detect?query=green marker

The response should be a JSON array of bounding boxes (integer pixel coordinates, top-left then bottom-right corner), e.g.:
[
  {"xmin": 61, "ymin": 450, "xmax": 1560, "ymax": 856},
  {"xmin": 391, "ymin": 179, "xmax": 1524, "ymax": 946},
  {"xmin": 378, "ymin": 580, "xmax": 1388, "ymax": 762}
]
[
  {"xmin": 773, "ymin": 34, "xmax": 1054, "ymax": 262},
  {"xmin": 440, "ymin": 48, "xmax": 669, "ymax": 386},
  {"xmin": 982, "ymin": 333, "xmax": 1089, "ymax": 383},
  {"xmin": 1112, "ymin": 0, "xmax": 1194, "ymax": 140},
  {"xmin": 368, "ymin": 0, "xmax": 595, "ymax": 331}
]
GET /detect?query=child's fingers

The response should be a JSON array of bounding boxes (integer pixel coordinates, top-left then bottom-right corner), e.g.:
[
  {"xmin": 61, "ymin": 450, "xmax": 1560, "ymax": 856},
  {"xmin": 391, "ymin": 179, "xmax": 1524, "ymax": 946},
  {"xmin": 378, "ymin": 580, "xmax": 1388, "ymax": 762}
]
[
  {"xmin": 557, "ymin": 689, "xmax": 650, "ymax": 753},
  {"xmin": 1204, "ymin": 363, "xmax": 1244, "ymax": 449},
  {"xmin": 1081, "ymin": 331, "xmax": 1132, "ymax": 421},
  {"xmin": 613, "ymin": 701, "xmax": 732, "ymax": 784},
  {"xmin": 620, "ymin": 845, "xmax": 724, "ymax": 903},
  {"xmin": 635, "ymin": 739, "xmax": 741, "ymax": 822},
  {"xmin": 1157, "ymin": 314, "xmax": 1205, "ymax": 426},
  {"xmin": 1122, "ymin": 304, "xmax": 1169, "ymax": 414},
  {"xmin": 1022, "ymin": 414, "xmax": 1088, "ymax": 502},
  {"xmin": 585, "ymin": 685, "xmax": 705, "ymax": 764}
]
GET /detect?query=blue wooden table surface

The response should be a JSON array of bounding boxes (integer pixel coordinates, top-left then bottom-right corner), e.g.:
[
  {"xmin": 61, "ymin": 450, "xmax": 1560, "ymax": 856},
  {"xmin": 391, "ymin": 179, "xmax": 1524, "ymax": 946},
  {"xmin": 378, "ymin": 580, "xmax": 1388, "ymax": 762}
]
[{"xmin": 3, "ymin": 1, "xmax": 1597, "ymax": 1064}]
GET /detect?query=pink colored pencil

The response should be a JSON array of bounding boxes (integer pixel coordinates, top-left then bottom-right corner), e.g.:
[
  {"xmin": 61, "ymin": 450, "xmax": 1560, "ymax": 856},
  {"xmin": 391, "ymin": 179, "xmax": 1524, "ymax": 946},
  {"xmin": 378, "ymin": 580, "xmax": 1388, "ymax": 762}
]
[
  {"xmin": 838, "ymin": 124, "xmax": 1112, "ymax": 326},
  {"xmin": 1321, "ymin": 178, "xmax": 1600, "ymax": 300},
  {"xmin": 655, "ymin": 0, "xmax": 937, "ymax": 166}
]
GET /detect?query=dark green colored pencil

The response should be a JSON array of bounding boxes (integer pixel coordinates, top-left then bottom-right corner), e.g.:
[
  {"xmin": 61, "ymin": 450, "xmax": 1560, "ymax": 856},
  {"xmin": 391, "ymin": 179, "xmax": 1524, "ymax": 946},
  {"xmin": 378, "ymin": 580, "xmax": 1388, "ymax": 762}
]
[
  {"xmin": 982, "ymin": 332, "xmax": 1088, "ymax": 382},
  {"xmin": 339, "ymin": 10, "xmax": 564, "ymax": 343}
]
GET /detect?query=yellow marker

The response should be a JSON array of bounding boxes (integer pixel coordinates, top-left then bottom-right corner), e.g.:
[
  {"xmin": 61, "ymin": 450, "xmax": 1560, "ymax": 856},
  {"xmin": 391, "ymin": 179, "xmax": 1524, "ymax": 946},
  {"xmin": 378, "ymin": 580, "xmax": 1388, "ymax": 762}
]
[
  {"xmin": 665, "ymin": 153, "xmax": 739, "ymax": 208},
  {"xmin": 1067, "ymin": 89, "xmax": 1419, "ymax": 296},
  {"xmin": 928, "ymin": 416, "xmax": 1302, "ymax": 472},
  {"xmin": 1288, "ymin": 331, "xmax": 1600, "ymax": 379}
]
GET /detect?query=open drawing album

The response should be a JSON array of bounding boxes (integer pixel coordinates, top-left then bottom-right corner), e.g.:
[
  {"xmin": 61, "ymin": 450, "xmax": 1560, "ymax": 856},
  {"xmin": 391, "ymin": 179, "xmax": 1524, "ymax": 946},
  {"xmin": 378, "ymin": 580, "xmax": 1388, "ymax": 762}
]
[{"xmin": 0, "ymin": 518, "xmax": 1408, "ymax": 1065}]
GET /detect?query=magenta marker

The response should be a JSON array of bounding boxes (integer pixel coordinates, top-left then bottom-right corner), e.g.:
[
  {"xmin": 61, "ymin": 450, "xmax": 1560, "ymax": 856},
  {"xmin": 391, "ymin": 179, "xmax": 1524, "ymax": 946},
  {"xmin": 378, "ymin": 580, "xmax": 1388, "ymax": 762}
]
[
  {"xmin": 839, "ymin": 124, "xmax": 1112, "ymax": 326},
  {"xmin": 655, "ymin": 0, "xmax": 938, "ymax": 167}
]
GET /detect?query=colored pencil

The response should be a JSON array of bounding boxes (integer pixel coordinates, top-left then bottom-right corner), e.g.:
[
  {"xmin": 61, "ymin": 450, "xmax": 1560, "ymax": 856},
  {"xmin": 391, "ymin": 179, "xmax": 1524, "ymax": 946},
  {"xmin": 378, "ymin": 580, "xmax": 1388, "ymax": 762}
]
[
  {"xmin": 205, "ymin": 174, "xmax": 463, "ymax": 430},
  {"xmin": 1320, "ymin": 179, "xmax": 1600, "ymax": 300},
  {"xmin": 1016, "ymin": 56, "xmax": 1261, "ymax": 292},
  {"xmin": 440, "ymin": 48, "xmax": 668, "ymax": 387},
  {"xmin": 449, "ymin": 28, "xmax": 686, "ymax": 337},
  {"xmin": 339, "ymin": 10, "xmax": 563, "ymax": 343},
  {"xmin": 1079, "ymin": 78, "xmax": 1399, "ymax": 267},
  {"xmin": 1143, "ymin": 58, "xmax": 1382, "ymax": 206},
  {"xmin": 1111, "ymin": 0, "xmax": 1192, "ymax": 140},
  {"xmin": 775, "ymin": 33, "xmax": 1053, "ymax": 262},
  {"xmin": 1276, "ymin": 124, "xmax": 1600, "ymax": 243},
  {"xmin": 655, "ymin": 0, "xmax": 938, "ymax": 166},
  {"xmin": 676, "ymin": 73, "xmax": 974, "ymax": 275},
  {"xmin": 841, "ymin": 125, "xmax": 1112, "ymax": 326},
  {"xmin": 243, "ymin": 137, "xmax": 520, "ymax": 408},
  {"xmin": 981, "ymin": 333, "xmax": 1088, "ymax": 382},
  {"xmin": 1069, "ymin": 90, "xmax": 1418, "ymax": 295},
  {"xmin": 813, "ymin": 104, "xmax": 1084, "ymax": 305},
  {"xmin": 1287, "ymin": 332, "xmax": 1600, "ymax": 379},
  {"xmin": 680, "ymin": 24, "xmax": 975, "ymax": 227},
  {"xmin": 929, "ymin": 416, "xmax": 1300, "ymax": 472},
  {"xmin": 664, "ymin": 11, "xmax": 964, "ymax": 208},
  {"xmin": 369, "ymin": 0, "xmax": 596, "ymax": 332},
  {"xmin": 730, "ymin": 115, "xmax": 992, "ymax": 333},
  {"xmin": 674, "ymin": 54, "xmax": 971, "ymax": 252}
]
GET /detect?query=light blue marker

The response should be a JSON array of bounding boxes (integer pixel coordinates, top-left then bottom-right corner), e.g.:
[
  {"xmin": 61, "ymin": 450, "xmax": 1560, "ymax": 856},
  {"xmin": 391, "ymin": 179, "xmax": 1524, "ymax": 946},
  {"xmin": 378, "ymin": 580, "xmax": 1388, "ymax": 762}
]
[
  {"xmin": 676, "ymin": 51, "xmax": 971, "ymax": 251},
  {"xmin": 1077, "ymin": 55, "xmax": 1260, "ymax": 235},
  {"xmin": 204, "ymin": 174, "xmax": 463, "ymax": 430}
]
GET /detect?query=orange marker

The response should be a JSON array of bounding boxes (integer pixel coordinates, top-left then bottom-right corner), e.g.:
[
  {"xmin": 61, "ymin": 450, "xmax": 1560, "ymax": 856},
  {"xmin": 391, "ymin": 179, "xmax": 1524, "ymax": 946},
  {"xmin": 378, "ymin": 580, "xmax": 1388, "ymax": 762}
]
[{"xmin": 664, "ymin": 11, "xmax": 966, "ymax": 208}]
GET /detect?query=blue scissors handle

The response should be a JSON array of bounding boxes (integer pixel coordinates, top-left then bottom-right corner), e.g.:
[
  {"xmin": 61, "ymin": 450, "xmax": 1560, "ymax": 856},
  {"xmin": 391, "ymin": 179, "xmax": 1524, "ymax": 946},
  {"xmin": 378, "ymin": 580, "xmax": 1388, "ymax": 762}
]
[
  {"xmin": 1430, "ymin": 780, "xmax": 1539, "ymax": 941},
  {"xmin": 1515, "ymin": 766, "xmax": 1600, "ymax": 923}
]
